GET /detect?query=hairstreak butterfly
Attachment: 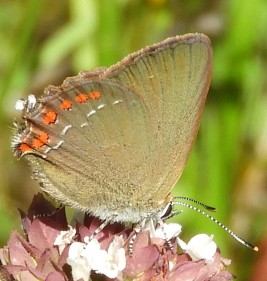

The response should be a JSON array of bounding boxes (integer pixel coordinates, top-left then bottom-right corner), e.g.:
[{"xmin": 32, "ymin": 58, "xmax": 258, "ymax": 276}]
[
  {"xmin": 13, "ymin": 33, "xmax": 211, "ymax": 222},
  {"xmin": 12, "ymin": 33, "xmax": 257, "ymax": 250}
]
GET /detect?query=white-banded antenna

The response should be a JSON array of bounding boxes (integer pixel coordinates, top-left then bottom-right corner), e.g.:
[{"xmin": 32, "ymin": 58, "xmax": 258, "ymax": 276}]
[
  {"xmin": 172, "ymin": 200, "xmax": 258, "ymax": 251},
  {"xmin": 174, "ymin": 196, "xmax": 216, "ymax": 211}
]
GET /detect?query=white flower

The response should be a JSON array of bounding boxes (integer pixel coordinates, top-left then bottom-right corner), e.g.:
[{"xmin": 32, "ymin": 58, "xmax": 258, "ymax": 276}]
[
  {"xmin": 178, "ymin": 234, "xmax": 217, "ymax": 263},
  {"xmin": 54, "ymin": 225, "xmax": 76, "ymax": 254},
  {"xmin": 67, "ymin": 235, "xmax": 126, "ymax": 281},
  {"xmin": 146, "ymin": 219, "xmax": 182, "ymax": 240},
  {"xmin": 67, "ymin": 240, "xmax": 92, "ymax": 281},
  {"xmin": 93, "ymin": 236, "xmax": 126, "ymax": 280},
  {"xmin": 154, "ymin": 223, "xmax": 182, "ymax": 240}
]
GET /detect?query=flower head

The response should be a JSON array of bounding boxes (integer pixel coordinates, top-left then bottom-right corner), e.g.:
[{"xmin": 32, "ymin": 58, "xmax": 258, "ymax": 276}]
[{"xmin": 0, "ymin": 194, "xmax": 234, "ymax": 281}]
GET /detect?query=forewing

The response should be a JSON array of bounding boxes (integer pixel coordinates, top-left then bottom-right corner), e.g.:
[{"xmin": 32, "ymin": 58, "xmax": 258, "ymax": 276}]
[{"xmin": 104, "ymin": 33, "xmax": 212, "ymax": 200}]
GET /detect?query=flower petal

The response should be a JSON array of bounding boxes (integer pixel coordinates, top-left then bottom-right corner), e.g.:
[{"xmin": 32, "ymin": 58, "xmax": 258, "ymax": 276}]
[{"xmin": 178, "ymin": 234, "xmax": 217, "ymax": 263}]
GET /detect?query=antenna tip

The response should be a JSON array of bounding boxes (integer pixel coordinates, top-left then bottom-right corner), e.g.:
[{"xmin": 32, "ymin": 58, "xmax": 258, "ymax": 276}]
[
  {"xmin": 253, "ymin": 246, "xmax": 259, "ymax": 252},
  {"xmin": 207, "ymin": 206, "xmax": 217, "ymax": 212}
]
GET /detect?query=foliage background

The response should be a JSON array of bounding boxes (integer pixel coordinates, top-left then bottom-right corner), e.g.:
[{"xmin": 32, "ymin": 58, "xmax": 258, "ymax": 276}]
[{"xmin": 0, "ymin": 0, "xmax": 266, "ymax": 280}]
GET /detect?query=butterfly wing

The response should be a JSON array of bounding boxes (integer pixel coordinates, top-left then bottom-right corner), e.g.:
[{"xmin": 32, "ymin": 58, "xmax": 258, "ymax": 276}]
[
  {"xmin": 105, "ymin": 33, "xmax": 212, "ymax": 203},
  {"xmin": 13, "ymin": 33, "xmax": 212, "ymax": 223}
]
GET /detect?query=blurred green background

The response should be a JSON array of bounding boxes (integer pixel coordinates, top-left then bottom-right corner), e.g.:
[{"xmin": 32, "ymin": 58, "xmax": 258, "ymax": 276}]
[{"xmin": 0, "ymin": 0, "xmax": 266, "ymax": 280}]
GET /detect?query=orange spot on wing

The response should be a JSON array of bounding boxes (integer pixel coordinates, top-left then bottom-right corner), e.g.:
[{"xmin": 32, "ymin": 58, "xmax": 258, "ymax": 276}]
[
  {"xmin": 39, "ymin": 132, "xmax": 49, "ymax": 144},
  {"xmin": 43, "ymin": 111, "xmax": 57, "ymax": 124},
  {"xmin": 19, "ymin": 143, "xmax": 33, "ymax": 153},
  {"xmin": 60, "ymin": 99, "xmax": 72, "ymax": 110},
  {"xmin": 89, "ymin": 91, "xmax": 101, "ymax": 100},
  {"xmin": 32, "ymin": 132, "xmax": 49, "ymax": 149},
  {"xmin": 32, "ymin": 138, "xmax": 43, "ymax": 149},
  {"xmin": 75, "ymin": 93, "xmax": 88, "ymax": 103}
]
